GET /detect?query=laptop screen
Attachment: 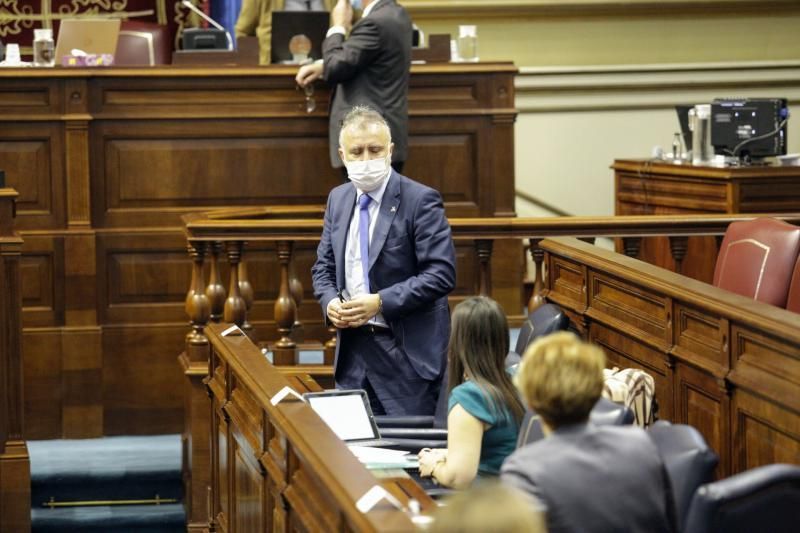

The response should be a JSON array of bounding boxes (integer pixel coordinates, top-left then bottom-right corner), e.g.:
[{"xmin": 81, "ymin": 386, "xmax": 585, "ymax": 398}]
[
  {"xmin": 55, "ymin": 19, "xmax": 121, "ymax": 61},
  {"xmin": 304, "ymin": 390, "xmax": 380, "ymax": 441},
  {"xmin": 270, "ymin": 11, "xmax": 329, "ymax": 64}
]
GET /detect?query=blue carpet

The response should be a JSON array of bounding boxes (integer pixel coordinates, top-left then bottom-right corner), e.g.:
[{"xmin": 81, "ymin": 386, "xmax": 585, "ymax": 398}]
[{"xmin": 29, "ymin": 434, "xmax": 184, "ymax": 532}]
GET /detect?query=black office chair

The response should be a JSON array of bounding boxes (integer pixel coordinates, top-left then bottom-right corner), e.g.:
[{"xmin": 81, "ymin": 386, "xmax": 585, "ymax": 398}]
[
  {"xmin": 505, "ymin": 303, "xmax": 570, "ymax": 368},
  {"xmin": 516, "ymin": 396, "xmax": 635, "ymax": 448},
  {"xmin": 647, "ymin": 421, "xmax": 718, "ymax": 532},
  {"xmin": 683, "ymin": 463, "xmax": 800, "ymax": 533}
]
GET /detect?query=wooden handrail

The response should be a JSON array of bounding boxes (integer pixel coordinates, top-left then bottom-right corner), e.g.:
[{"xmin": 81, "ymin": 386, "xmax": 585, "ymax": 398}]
[{"xmin": 184, "ymin": 211, "xmax": 800, "ymax": 241}]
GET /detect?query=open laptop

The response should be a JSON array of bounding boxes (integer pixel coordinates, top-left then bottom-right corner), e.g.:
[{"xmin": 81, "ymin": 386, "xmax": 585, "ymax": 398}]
[
  {"xmin": 303, "ymin": 389, "xmax": 396, "ymax": 448},
  {"xmin": 270, "ymin": 11, "xmax": 329, "ymax": 64},
  {"xmin": 55, "ymin": 19, "xmax": 121, "ymax": 61}
]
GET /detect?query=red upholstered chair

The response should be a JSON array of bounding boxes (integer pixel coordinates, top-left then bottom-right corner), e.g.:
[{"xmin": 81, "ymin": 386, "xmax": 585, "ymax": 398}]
[
  {"xmin": 713, "ymin": 218, "xmax": 800, "ymax": 307},
  {"xmin": 785, "ymin": 257, "xmax": 800, "ymax": 313},
  {"xmin": 115, "ymin": 21, "xmax": 171, "ymax": 66}
]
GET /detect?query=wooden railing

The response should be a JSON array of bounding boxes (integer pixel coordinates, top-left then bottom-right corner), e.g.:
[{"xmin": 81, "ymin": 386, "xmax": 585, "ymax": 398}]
[
  {"xmin": 0, "ymin": 188, "xmax": 30, "ymax": 532},
  {"xmin": 180, "ymin": 209, "xmax": 800, "ymax": 529},
  {"xmin": 541, "ymin": 236, "xmax": 800, "ymax": 479},
  {"xmin": 202, "ymin": 323, "xmax": 433, "ymax": 532}
]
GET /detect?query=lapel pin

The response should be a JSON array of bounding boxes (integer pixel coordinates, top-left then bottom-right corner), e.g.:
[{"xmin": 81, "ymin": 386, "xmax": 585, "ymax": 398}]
[{"xmin": 390, "ymin": 206, "xmax": 397, "ymax": 213}]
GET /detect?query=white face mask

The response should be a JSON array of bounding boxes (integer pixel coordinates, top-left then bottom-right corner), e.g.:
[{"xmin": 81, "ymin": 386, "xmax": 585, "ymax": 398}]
[{"xmin": 345, "ymin": 156, "xmax": 391, "ymax": 192}]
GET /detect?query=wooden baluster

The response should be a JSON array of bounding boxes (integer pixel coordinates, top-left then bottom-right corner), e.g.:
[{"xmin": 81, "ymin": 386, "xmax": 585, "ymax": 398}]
[
  {"xmin": 288, "ymin": 255, "xmax": 305, "ymax": 343},
  {"xmin": 669, "ymin": 236, "xmax": 689, "ymax": 274},
  {"xmin": 475, "ymin": 239, "xmax": 494, "ymax": 296},
  {"xmin": 205, "ymin": 241, "xmax": 226, "ymax": 323},
  {"xmin": 238, "ymin": 249, "xmax": 255, "ymax": 339},
  {"xmin": 224, "ymin": 241, "xmax": 247, "ymax": 327},
  {"xmin": 527, "ymin": 238, "xmax": 546, "ymax": 312},
  {"xmin": 186, "ymin": 241, "xmax": 212, "ymax": 341},
  {"xmin": 273, "ymin": 240, "xmax": 298, "ymax": 365},
  {"xmin": 181, "ymin": 240, "xmax": 212, "ymax": 531},
  {"xmin": 622, "ymin": 237, "xmax": 642, "ymax": 259},
  {"xmin": 323, "ymin": 325, "xmax": 337, "ymax": 366}
]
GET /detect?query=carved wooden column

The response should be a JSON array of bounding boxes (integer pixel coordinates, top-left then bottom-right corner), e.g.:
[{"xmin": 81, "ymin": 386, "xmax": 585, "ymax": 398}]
[
  {"xmin": 288, "ymin": 257, "xmax": 305, "ymax": 343},
  {"xmin": 622, "ymin": 237, "xmax": 642, "ymax": 259},
  {"xmin": 205, "ymin": 241, "xmax": 226, "ymax": 323},
  {"xmin": 0, "ymin": 189, "xmax": 30, "ymax": 532},
  {"xmin": 223, "ymin": 241, "xmax": 247, "ymax": 327},
  {"xmin": 527, "ymin": 238, "xmax": 546, "ymax": 312},
  {"xmin": 475, "ymin": 239, "xmax": 494, "ymax": 296},
  {"xmin": 180, "ymin": 241, "xmax": 212, "ymax": 533},
  {"xmin": 238, "ymin": 253, "xmax": 255, "ymax": 339},
  {"xmin": 273, "ymin": 240, "xmax": 298, "ymax": 365},
  {"xmin": 669, "ymin": 236, "xmax": 689, "ymax": 275}
]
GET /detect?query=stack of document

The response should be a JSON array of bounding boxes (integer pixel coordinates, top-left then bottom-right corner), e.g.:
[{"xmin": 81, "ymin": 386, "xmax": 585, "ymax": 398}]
[{"xmin": 349, "ymin": 446, "xmax": 419, "ymax": 469}]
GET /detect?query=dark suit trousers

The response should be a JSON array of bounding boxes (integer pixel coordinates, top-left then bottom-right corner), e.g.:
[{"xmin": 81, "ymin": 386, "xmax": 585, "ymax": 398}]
[{"xmin": 336, "ymin": 326, "xmax": 440, "ymax": 416}]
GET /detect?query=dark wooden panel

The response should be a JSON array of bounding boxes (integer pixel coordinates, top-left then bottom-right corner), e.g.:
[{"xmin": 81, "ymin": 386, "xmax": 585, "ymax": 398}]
[
  {"xmin": 0, "ymin": 79, "xmax": 61, "ymax": 116},
  {"xmin": 102, "ymin": 324, "xmax": 185, "ymax": 435},
  {"xmin": 231, "ymin": 429, "xmax": 265, "ymax": 533},
  {"xmin": 22, "ymin": 329, "xmax": 62, "ymax": 440},
  {"xmin": 547, "ymin": 254, "xmax": 587, "ymax": 312},
  {"xmin": 733, "ymin": 389, "xmax": 800, "ymax": 472},
  {"xmin": 0, "ymin": 123, "xmax": 66, "ymax": 229},
  {"xmin": 675, "ymin": 361, "xmax": 729, "ymax": 477},
  {"xmin": 588, "ymin": 270, "xmax": 670, "ymax": 349},
  {"xmin": 20, "ymin": 234, "xmax": 64, "ymax": 328},
  {"xmin": 672, "ymin": 303, "xmax": 729, "ymax": 377}
]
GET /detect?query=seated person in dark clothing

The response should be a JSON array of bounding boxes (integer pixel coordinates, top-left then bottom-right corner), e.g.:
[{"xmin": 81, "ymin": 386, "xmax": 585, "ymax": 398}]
[
  {"xmin": 501, "ymin": 332, "xmax": 676, "ymax": 533},
  {"xmin": 418, "ymin": 296, "xmax": 526, "ymax": 489}
]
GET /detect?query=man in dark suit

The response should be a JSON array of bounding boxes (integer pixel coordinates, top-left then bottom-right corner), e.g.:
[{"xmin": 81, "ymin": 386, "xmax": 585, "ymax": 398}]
[
  {"xmin": 501, "ymin": 332, "xmax": 676, "ymax": 533},
  {"xmin": 311, "ymin": 106, "xmax": 455, "ymax": 416},
  {"xmin": 295, "ymin": 0, "xmax": 411, "ymax": 172}
]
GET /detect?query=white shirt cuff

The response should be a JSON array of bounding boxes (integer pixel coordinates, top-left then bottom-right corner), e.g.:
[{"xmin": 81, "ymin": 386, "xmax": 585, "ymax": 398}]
[{"xmin": 326, "ymin": 26, "xmax": 347, "ymax": 38}]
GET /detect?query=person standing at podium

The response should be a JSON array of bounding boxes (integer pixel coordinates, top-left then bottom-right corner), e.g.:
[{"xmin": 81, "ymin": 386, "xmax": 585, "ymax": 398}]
[
  {"xmin": 295, "ymin": 0, "xmax": 412, "ymax": 173},
  {"xmin": 311, "ymin": 106, "xmax": 455, "ymax": 416},
  {"xmin": 235, "ymin": 0, "xmax": 335, "ymax": 65}
]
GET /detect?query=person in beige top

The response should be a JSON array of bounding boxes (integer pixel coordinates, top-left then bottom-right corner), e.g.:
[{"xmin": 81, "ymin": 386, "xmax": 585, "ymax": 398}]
[{"xmin": 235, "ymin": 0, "xmax": 335, "ymax": 65}]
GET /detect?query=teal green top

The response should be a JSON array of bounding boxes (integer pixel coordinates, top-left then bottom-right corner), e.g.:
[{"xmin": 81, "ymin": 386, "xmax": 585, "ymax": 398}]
[{"xmin": 448, "ymin": 380, "xmax": 520, "ymax": 477}]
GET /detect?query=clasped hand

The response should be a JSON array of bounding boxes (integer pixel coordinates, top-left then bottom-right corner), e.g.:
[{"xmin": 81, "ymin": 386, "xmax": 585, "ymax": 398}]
[
  {"xmin": 417, "ymin": 448, "xmax": 447, "ymax": 477},
  {"xmin": 327, "ymin": 294, "xmax": 380, "ymax": 328}
]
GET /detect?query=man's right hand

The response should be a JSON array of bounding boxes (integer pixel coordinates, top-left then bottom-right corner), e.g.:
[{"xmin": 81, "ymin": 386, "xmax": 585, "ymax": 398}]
[
  {"xmin": 296, "ymin": 62, "xmax": 323, "ymax": 88},
  {"xmin": 326, "ymin": 298, "xmax": 351, "ymax": 328},
  {"xmin": 331, "ymin": 0, "xmax": 353, "ymax": 32}
]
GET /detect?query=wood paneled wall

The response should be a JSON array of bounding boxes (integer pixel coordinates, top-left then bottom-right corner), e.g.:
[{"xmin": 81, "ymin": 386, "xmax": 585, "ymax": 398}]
[
  {"xmin": 0, "ymin": 64, "xmax": 519, "ymax": 439},
  {"xmin": 542, "ymin": 237, "xmax": 800, "ymax": 478}
]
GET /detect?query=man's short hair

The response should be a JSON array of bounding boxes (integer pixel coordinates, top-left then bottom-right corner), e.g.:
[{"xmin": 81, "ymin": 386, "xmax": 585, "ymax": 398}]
[
  {"xmin": 515, "ymin": 331, "xmax": 605, "ymax": 428},
  {"xmin": 338, "ymin": 105, "xmax": 392, "ymax": 146}
]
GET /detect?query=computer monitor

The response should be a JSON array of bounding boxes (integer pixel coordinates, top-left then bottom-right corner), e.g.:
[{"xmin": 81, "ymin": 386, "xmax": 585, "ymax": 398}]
[
  {"xmin": 270, "ymin": 11, "xmax": 329, "ymax": 64},
  {"xmin": 711, "ymin": 98, "xmax": 789, "ymax": 160}
]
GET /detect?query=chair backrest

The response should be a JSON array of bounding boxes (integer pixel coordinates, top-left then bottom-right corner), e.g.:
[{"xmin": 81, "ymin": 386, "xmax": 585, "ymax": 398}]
[
  {"xmin": 684, "ymin": 463, "xmax": 800, "ymax": 533},
  {"xmin": 713, "ymin": 218, "xmax": 800, "ymax": 307},
  {"xmin": 505, "ymin": 303, "xmax": 570, "ymax": 368},
  {"xmin": 786, "ymin": 255, "xmax": 800, "ymax": 313},
  {"xmin": 516, "ymin": 397, "xmax": 634, "ymax": 448},
  {"xmin": 648, "ymin": 420, "xmax": 719, "ymax": 532},
  {"xmin": 115, "ymin": 21, "xmax": 171, "ymax": 66}
]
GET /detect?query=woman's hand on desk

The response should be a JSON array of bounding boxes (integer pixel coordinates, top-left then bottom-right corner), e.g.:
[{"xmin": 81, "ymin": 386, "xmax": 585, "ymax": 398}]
[{"xmin": 418, "ymin": 448, "xmax": 447, "ymax": 477}]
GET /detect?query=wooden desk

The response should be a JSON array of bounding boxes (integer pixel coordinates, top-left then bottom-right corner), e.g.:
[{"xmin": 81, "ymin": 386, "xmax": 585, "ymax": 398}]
[
  {"xmin": 0, "ymin": 64, "xmax": 519, "ymax": 439},
  {"xmin": 614, "ymin": 158, "xmax": 800, "ymax": 282},
  {"xmin": 543, "ymin": 236, "xmax": 800, "ymax": 479},
  {"xmin": 201, "ymin": 323, "xmax": 434, "ymax": 533}
]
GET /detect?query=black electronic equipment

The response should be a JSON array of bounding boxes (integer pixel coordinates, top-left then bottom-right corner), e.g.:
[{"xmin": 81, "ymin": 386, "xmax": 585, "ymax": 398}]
[
  {"xmin": 711, "ymin": 98, "xmax": 789, "ymax": 160},
  {"xmin": 182, "ymin": 28, "xmax": 228, "ymax": 50}
]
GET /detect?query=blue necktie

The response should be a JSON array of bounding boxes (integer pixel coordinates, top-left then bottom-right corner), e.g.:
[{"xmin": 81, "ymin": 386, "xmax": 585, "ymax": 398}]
[{"xmin": 358, "ymin": 194, "xmax": 372, "ymax": 293}]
